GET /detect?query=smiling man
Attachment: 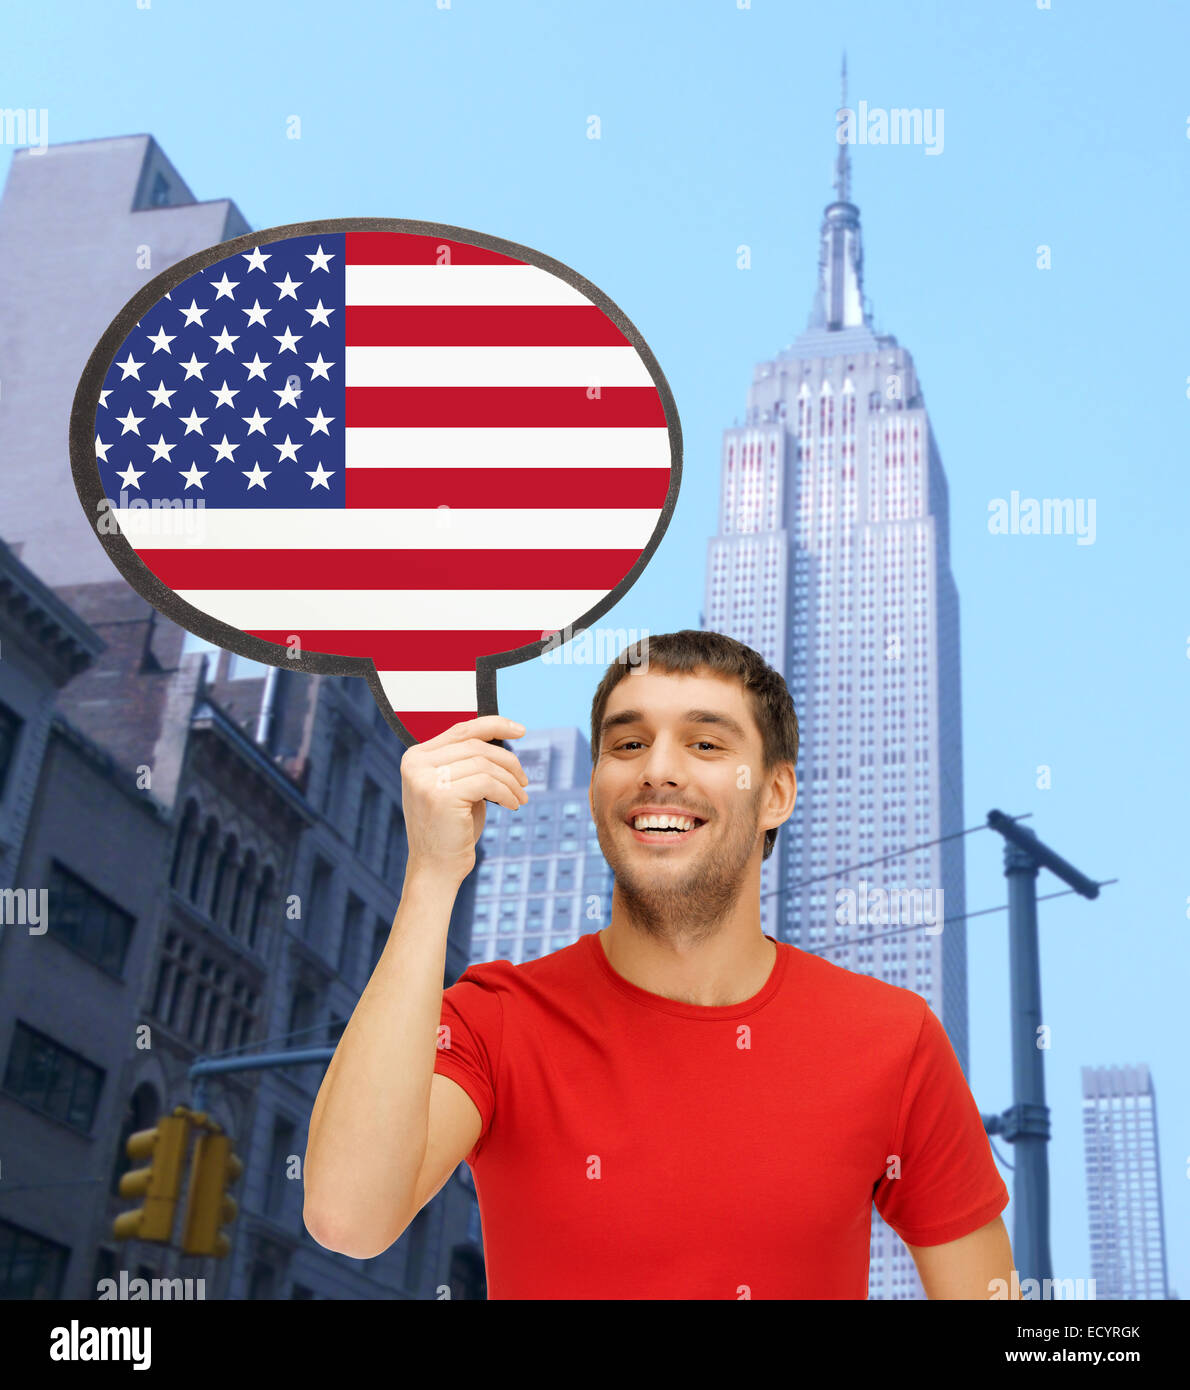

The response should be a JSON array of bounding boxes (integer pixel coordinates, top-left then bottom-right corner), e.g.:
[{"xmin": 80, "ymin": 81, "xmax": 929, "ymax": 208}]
[{"xmin": 304, "ymin": 629, "xmax": 1014, "ymax": 1300}]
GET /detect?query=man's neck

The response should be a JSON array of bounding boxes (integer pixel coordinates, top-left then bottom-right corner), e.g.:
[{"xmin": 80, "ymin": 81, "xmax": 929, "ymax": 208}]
[{"xmin": 597, "ymin": 916, "xmax": 777, "ymax": 1008}]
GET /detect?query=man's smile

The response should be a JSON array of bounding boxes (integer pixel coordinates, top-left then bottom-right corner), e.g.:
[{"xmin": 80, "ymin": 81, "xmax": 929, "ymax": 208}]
[{"xmin": 622, "ymin": 804, "xmax": 708, "ymax": 846}]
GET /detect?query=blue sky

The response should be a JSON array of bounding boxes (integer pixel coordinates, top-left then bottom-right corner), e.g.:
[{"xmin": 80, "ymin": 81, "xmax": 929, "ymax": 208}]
[{"xmin": 4, "ymin": 0, "xmax": 1187, "ymax": 1298}]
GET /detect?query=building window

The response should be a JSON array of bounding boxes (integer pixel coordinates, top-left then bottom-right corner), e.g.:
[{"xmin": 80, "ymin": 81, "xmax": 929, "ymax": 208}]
[
  {"xmin": 382, "ymin": 805, "xmax": 406, "ymax": 883},
  {"xmin": 228, "ymin": 850, "xmax": 256, "ymax": 939},
  {"xmin": 0, "ymin": 700, "xmax": 23, "ymax": 801},
  {"xmin": 322, "ymin": 733, "xmax": 352, "ymax": 820},
  {"xmin": 355, "ymin": 779, "xmax": 379, "ymax": 858},
  {"xmin": 248, "ymin": 1259, "xmax": 276, "ymax": 1300},
  {"xmin": 0, "ymin": 1217, "xmax": 69, "ymax": 1299},
  {"xmin": 3, "ymin": 1021, "xmax": 104, "ymax": 1132},
  {"xmin": 189, "ymin": 817, "xmax": 218, "ymax": 906},
  {"xmin": 46, "ymin": 860, "xmax": 135, "ymax": 975},
  {"xmin": 288, "ymin": 984, "xmax": 317, "ymax": 1044},
  {"xmin": 247, "ymin": 866, "xmax": 274, "ymax": 951},
  {"xmin": 169, "ymin": 799, "xmax": 198, "ymax": 889},
  {"xmin": 148, "ymin": 171, "xmax": 171, "ymax": 208},
  {"xmin": 209, "ymin": 835, "xmax": 238, "ymax": 925},
  {"xmin": 338, "ymin": 893, "xmax": 363, "ymax": 980}
]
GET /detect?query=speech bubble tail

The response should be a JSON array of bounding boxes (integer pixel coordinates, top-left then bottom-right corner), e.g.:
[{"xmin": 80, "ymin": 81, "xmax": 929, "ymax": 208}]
[{"xmin": 372, "ymin": 666, "xmax": 493, "ymax": 747}]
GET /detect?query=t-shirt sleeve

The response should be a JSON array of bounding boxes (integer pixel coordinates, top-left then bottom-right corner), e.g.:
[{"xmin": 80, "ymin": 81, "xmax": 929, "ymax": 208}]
[
  {"xmin": 433, "ymin": 969, "xmax": 504, "ymax": 1166},
  {"xmin": 873, "ymin": 1001, "xmax": 1010, "ymax": 1247}
]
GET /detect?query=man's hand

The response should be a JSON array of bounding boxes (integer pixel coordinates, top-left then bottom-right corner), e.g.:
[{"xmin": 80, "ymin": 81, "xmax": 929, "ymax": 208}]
[{"xmin": 400, "ymin": 714, "xmax": 529, "ymax": 887}]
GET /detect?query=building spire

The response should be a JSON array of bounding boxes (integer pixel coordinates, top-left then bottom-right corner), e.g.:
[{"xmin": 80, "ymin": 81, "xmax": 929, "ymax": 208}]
[
  {"xmin": 805, "ymin": 51, "xmax": 871, "ymax": 333},
  {"xmin": 833, "ymin": 51, "xmax": 850, "ymax": 204}
]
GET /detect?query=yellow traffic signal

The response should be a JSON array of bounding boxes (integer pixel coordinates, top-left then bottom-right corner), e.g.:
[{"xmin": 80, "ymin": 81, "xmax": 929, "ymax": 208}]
[
  {"xmin": 112, "ymin": 1113, "xmax": 190, "ymax": 1244},
  {"xmin": 181, "ymin": 1130, "xmax": 243, "ymax": 1257}
]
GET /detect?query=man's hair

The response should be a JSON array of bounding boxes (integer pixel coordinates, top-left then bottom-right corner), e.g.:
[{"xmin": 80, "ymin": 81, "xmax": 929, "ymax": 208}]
[{"xmin": 589, "ymin": 630, "xmax": 799, "ymax": 860}]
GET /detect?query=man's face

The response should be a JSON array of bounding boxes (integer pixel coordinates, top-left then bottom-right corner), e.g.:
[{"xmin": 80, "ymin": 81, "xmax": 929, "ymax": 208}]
[{"xmin": 589, "ymin": 667, "xmax": 787, "ymax": 939}]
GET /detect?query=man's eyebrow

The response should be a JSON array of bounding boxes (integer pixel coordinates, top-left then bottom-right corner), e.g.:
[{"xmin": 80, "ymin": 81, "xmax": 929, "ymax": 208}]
[{"xmin": 599, "ymin": 708, "xmax": 748, "ymax": 742}]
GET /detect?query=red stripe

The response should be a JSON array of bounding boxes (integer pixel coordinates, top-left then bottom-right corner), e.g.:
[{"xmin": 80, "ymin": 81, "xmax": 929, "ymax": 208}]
[
  {"xmin": 346, "ymin": 231, "xmax": 524, "ymax": 266},
  {"xmin": 245, "ymin": 629, "xmax": 549, "ymax": 667},
  {"xmin": 345, "ymin": 386, "xmax": 667, "ymax": 427},
  {"xmin": 344, "ymin": 467, "xmax": 669, "ymax": 508},
  {"xmin": 344, "ymin": 304, "xmax": 628, "ymax": 346},
  {"xmin": 396, "ymin": 710, "xmax": 479, "ymax": 742},
  {"xmin": 139, "ymin": 548, "xmax": 641, "ymax": 590}
]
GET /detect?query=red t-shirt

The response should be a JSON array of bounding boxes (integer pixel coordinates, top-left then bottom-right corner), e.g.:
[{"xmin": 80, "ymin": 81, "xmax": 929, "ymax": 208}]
[{"xmin": 434, "ymin": 929, "xmax": 1009, "ymax": 1299}]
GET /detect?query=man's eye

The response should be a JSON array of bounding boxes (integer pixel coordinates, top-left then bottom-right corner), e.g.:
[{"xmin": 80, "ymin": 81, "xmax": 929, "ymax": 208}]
[
  {"xmin": 694, "ymin": 741, "xmax": 721, "ymax": 751},
  {"xmin": 614, "ymin": 740, "xmax": 644, "ymax": 751}
]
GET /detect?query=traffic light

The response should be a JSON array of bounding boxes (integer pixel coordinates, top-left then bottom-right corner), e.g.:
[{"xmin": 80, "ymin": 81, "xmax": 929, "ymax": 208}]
[
  {"xmin": 181, "ymin": 1130, "xmax": 243, "ymax": 1257},
  {"xmin": 112, "ymin": 1112, "xmax": 190, "ymax": 1243}
]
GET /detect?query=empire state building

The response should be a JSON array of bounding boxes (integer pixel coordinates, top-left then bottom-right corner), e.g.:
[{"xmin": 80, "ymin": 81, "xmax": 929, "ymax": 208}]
[{"xmin": 703, "ymin": 89, "xmax": 973, "ymax": 1300}]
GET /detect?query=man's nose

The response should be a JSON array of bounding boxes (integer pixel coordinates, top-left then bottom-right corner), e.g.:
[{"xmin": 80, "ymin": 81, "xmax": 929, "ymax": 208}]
[{"xmin": 638, "ymin": 734, "xmax": 683, "ymax": 787}]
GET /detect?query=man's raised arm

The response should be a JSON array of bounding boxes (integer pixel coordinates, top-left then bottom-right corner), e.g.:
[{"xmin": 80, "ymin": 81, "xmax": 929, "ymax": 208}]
[{"xmin": 302, "ymin": 714, "xmax": 528, "ymax": 1260}]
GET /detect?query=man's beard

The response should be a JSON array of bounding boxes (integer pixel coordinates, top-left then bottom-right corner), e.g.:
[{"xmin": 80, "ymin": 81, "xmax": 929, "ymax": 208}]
[{"xmin": 595, "ymin": 790, "xmax": 763, "ymax": 946}]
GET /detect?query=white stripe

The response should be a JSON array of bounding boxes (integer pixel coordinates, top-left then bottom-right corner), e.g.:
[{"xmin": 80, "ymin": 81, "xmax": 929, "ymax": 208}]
[
  {"xmin": 174, "ymin": 590, "xmax": 607, "ymax": 628},
  {"xmin": 376, "ymin": 670, "xmax": 477, "ymax": 709},
  {"xmin": 344, "ymin": 345, "xmax": 651, "ymax": 388},
  {"xmin": 345, "ymin": 264, "xmax": 592, "ymax": 306},
  {"xmin": 113, "ymin": 508, "xmax": 660, "ymax": 549},
  {"xmin": 344, "ymin": 426, "xmax": 671, "ymax": 470}
]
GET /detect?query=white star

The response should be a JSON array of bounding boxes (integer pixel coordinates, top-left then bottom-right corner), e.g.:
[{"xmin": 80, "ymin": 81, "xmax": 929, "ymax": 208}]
[
  {"xmin": 242, "ymin": 299, "xmax": 270, "ymax": 327},
  {"xmin": 242, "ymin": 246, "xmax": 271, "ymax": 272},
  {"xmin": 305, "ymin": 408, "xmax": 334, "ymax": 436},
  {"xmin": 210, "ymin": 271, "xmax": 239, "ymax": 300},
  {"xmin": 273, "ymin": 326, "xmax": 302, "ymax": 354},
  {"xmin": 147, "ymin": 434, "xmax": 177, "ymax": 462},
  {"xmin": 180, "ymin": 353, "xmax": 208, "ymax": 380},
  {"xmin": 147, "ymin": 325, "xmax": 175, "ymax": 353},
  {"xmin": 95, "ymin": 435, "xmax": 111, "ymax": 462},
  {"xmin": 210, "ymin": 325, "xmax": 240, "ymax": 354},
  {"xmin": 180, "ymin": 299, "xmax": 208, "ymax": 326},
  {"xmin": 242, "ymin": 462, "xmax": 271, "ymax": 489},
  {"xmin": 304, "ymin": 299, "xmax": 334, "ymax": 327},
  {"xmin": 305, "ymin": 244, "xmax": 334, "ymax": 272},
  {"xmin": 116, "ymin": 463, "xmax": 145, "ymax": 489},
  {"xmin": 243, "ymin": 354, "xmax": 271, "ymax": 381},
  {"xmin": 116, "ymin": 352, "xmax": 145, "ymax": 380},
  {"xmin": 179, "ymin": 408, "xmax": 208, "ymax": 435},
  {"xmin": 210, "ymin": 435, "xmax": 239, "ymax": 462},
  {"xmin": 179, "ymin": 462, "xmax": 208, "ymax": 489},
  {"xmin": 305, "ymin": 462, "xmax": 334, "ymax": 489},
  {"xmin": 147, "ymin": 380, "xmax": 176, "ymax": 409},
  {"xmin": 98, "ymin": 389, "xmax": 111, "ymax": 408},
  {"xmin": 273, "ymin": 434, "xmax": 302, "ymax": 462},
  {"xmin": 210, "ymin": 380, "xmax": 240, "ymax": 407},
  {"xmin": 273, "ymin": 272, "xmax": 302, "ymax": 300},
  {"xmin": 305, "ymin": 353, "xmax": 335, "ymax": 381},
  {"xmin": 242, "ymin": 408, "xmax": 271, "ymax": 436},
  {"xmin": 116, "ymin": 408, "xmax": 145, "ymax": 435},
  {"xmin": 273, "ymin": 380, "xmax": 301, "ymax": 408}
]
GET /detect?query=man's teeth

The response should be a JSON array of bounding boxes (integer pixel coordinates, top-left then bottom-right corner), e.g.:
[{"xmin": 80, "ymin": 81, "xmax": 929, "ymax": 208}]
[{"xmin": 633, "ymin": 814, "xmax": 697, "ymax": 831}]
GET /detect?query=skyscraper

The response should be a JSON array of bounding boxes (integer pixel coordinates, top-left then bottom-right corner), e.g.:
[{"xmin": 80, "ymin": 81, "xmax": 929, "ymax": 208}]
[
  {"xmin": 1082, "ymin": 1064, "xmax": 1171, "ymax": 1299},
  {"xmin": 703, "ymin": 77, "xmax": 978, "ymax": 1299}
]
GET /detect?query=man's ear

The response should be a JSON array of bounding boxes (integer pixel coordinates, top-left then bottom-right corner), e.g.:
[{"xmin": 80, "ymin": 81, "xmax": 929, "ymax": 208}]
[{"xmin": 760, "ymin": 762, "xmax": 797, "ymax": 837}]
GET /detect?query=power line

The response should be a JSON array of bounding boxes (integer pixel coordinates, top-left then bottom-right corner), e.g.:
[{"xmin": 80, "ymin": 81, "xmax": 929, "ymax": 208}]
[
  {"xmin": 796, "ymin": 880, "xmax": 1117, "ymax": 957},
  {"xmin": 762, "ymin": 812, "xmax": 1034, "ymax": 900}
]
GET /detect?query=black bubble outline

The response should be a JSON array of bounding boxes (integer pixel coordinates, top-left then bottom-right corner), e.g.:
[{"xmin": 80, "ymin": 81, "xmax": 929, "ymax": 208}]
[{"xmin": 70, "ymin": 216, "xmax": 683, "ymax": 749}]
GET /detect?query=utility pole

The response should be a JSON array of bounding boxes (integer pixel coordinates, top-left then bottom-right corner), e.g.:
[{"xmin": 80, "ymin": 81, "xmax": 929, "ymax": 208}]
[{"xmin": 983, "ymin": 809, "xmax": 1103, "ymax": 1288}]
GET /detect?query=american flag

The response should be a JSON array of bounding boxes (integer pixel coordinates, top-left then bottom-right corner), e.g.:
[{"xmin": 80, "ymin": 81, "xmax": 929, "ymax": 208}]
[{"xmin": 94, "ymin": 230, "xmax": 676, "ymax": 743}]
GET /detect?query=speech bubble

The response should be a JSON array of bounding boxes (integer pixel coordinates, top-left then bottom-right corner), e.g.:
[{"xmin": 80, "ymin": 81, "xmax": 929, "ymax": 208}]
[{"xmin": 69, "ymin": 218, "xmax": 681, "ymax": 746}]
